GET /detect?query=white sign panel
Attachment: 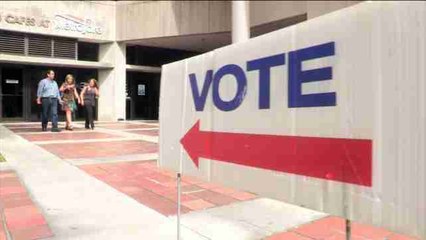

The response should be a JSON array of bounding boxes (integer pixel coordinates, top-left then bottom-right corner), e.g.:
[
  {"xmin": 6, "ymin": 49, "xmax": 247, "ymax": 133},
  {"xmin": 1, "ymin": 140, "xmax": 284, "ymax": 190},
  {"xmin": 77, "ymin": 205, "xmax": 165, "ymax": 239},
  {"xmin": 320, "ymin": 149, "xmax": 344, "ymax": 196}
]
[{"xmin": 159, "ymin": 2, "xmax": 425, "ymax": 238}]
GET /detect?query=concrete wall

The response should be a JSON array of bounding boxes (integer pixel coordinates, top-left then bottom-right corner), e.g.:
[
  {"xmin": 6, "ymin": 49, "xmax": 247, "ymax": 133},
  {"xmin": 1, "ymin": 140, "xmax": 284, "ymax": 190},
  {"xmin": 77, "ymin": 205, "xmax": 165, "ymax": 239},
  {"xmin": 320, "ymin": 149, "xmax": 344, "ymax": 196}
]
[
  {"xmin": 116, "ymin": 1, "xmax": 231, "ymax": 41},
  {"xmin": 250, "ymin": 1, "xmax": 307, "ymax": 26},
  {"xmin": 250, "ymin": 1, "xmax": 361, "ymax": 25},
  {"xmin": 116, "ymin": 1, "xmax": 362, "ymax": 41},
  {"xmin": 0, "ymin": 1, "xmax": 115, "ymax": 41},
  {"xmin": 306, "ymin": 1, "xmax": 362, "ymax": 19}
]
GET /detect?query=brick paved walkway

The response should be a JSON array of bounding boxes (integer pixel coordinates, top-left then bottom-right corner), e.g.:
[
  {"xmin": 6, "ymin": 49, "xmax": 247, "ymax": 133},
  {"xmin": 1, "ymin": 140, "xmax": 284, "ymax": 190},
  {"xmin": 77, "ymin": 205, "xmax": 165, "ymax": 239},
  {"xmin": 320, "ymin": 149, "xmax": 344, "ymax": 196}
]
[
  {"xmin": 80, "ymin": 160, "xmax": 256, "ymax": 216},
  {"xmin": 96, "ymin": 123, "xmax": 156, "ymax": 130},
  {"xmin": 20, "ymin": 131, "xmax": 119, "ymax": 142},
  {"xmin": 41, "ymin": 140, "xmax": 158, "ymax": 159},
  {"xmin": 266, "ymin": 216, "xmax": 418, "ymax": 240},
  {"xmin": 124, "ymin": 129, "xmax": 159, "ymax": 136},
  {"xmin": 0, "ymin": 170, "xmax": 53, "ymax": 240}
]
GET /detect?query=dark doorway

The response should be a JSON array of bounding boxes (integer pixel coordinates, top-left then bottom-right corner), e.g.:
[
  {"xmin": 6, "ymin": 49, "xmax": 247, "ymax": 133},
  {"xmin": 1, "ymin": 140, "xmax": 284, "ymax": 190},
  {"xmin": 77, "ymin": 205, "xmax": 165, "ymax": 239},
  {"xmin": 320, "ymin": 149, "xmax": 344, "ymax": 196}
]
[
  {"xmin": 1, "ymin": 67, "xmax": 23, "ymax": 119},
  {"xmin": 0, "ymin": 64, "xmax": 98, "ymax": 122},
  {"xmin": 126, "ymin": 72, "xmax": 160, "ymax": 120}
]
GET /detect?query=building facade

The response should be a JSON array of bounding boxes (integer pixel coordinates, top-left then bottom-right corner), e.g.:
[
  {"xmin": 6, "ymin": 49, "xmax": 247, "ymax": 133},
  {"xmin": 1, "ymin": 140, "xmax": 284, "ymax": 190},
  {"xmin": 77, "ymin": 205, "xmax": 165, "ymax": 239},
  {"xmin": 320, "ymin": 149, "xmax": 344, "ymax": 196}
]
[{"xmin": 0, "ymin": 1, "xmax": 360, "ymax": 122}]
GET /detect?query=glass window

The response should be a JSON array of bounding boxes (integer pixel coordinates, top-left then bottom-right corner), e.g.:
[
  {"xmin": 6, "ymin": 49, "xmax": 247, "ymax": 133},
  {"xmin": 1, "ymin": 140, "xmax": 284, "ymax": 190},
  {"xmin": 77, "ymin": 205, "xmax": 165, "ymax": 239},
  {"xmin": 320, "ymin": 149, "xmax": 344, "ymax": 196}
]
[{"xmin": 78, "ymin": 42, "xmax": 99, "ymax": 62}]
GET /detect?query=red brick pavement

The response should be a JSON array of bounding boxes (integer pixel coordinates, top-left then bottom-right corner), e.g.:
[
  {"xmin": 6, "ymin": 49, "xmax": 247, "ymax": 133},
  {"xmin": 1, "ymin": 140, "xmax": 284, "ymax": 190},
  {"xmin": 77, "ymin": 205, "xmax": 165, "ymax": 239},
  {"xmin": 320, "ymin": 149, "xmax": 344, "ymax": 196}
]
[
  {"xmin": 126, "ymin": 129, "xmax": 159, "ymax": 136},
  {"xmin": 20, "ymin": 132, "xmax": 120, "ymax": 142},
  {"xmin": 97, "ymin": 123, "xmax": 156, "ymax": 130},
  {"xmin": 9, "ymin": 127, "xmax": 86, "ymax": 133},
  {"xmin": 266, "ymin": 216, "xmax": 420, "ymax": 240},
  {"xmin": 8, "ymin": 128, "xmax": 48, "ymax": 133},
  {"xmin": 79, "ymin": 161, "xmax": 257, "ymax": 216},
  {"xmin": 40, "ymin": 140, "xmax": 158, "ymax": 159},
  {"xmin": 3, "ymin": 124, "xmax": 39, "ymax": 128},
  {"xmin": 0, "ymin": 170, "xmax": 53, "ymax": 240}
]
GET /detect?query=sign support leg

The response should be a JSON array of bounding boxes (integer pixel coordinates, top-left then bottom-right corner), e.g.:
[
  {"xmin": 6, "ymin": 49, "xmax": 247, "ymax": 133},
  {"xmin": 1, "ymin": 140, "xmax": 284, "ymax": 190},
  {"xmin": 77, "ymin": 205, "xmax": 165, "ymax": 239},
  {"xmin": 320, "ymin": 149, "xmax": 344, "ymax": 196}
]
[
  {"xmin": 346, "ymin": 219, "xmax": 351, "ymax": 240},
  {"xmin": 177, "ymin": 173, "xmax": 181, "ymax": 240},
  {"xmin": 342, "ymin": 161, "xmax": 351, "ymax": 240}
]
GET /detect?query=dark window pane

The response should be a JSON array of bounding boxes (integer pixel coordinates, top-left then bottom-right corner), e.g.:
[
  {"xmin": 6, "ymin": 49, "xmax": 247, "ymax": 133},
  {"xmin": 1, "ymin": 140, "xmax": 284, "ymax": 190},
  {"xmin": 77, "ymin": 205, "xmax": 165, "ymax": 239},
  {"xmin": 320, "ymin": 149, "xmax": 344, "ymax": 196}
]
[
  {"xmin": 126, "ymin": 45, "xmax": 200, "ymax": 67},
  {"xmin": 0, "ymin": 31, "xmax": 25, "ymax": 55},
  {"xmin": 28, "ymin": 34, "xmax": 52, "ymax": 57},
  {"xmin": 78, "ymin": 42, "xmax": 99, "ymax": 62},
  {"xmin": 54, "ymin": 37, "xmax": 77, "ymax": 59}
]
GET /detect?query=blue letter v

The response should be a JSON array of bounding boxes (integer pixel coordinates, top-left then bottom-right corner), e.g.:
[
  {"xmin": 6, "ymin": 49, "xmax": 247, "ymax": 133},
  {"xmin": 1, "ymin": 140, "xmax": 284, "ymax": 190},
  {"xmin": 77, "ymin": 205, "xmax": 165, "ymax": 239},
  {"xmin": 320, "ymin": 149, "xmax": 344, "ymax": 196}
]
[{"xmin": 189, "ymin": 70, "xmax": 213, "ymax": 111}]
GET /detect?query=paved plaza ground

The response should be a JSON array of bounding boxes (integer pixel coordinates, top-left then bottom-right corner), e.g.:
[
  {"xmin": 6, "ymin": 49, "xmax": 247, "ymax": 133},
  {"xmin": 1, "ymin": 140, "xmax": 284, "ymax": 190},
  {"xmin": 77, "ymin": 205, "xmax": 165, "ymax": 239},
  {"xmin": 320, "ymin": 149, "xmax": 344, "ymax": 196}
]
[{"xmin": 0, "ymin": 121, "xmax": 420, "ymax": 240}]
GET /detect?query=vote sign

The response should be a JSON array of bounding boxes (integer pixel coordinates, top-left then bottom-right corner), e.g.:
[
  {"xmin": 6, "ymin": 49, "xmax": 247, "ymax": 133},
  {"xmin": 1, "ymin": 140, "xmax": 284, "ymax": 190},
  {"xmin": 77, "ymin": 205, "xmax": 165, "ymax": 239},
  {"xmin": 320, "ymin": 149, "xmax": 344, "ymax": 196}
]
[{"xmin": 180, "ymin": 41, "xmax": 372, "ymax": 187}]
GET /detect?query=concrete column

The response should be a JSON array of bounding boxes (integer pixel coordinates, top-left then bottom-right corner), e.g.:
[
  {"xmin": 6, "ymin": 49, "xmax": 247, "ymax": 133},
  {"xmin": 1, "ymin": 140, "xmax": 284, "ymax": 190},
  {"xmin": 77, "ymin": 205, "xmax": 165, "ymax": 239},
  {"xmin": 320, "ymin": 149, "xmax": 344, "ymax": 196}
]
[
  {"xmin": 232, "ymin": 1, "xmax": 250, "ymax": 43},
  {"xmin": 98, "ymin": 42, "xmax": 127, "ymax": 121}
]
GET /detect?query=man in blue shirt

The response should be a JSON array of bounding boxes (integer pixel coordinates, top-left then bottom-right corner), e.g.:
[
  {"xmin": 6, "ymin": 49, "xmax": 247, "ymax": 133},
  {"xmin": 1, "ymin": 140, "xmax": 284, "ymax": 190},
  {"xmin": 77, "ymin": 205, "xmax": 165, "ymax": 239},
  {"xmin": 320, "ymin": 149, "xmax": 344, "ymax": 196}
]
[{"xmin": 36, "ymin": 70, "xmax": 63, "ymax": 132}]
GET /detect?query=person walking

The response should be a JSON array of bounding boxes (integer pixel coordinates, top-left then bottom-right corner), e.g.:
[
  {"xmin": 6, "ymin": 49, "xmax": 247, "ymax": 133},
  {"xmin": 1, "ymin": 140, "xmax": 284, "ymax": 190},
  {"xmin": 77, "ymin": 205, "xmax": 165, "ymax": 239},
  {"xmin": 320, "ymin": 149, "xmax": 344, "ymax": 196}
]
[
  {"xmin": 80, "ymin": 78, "xmax": 99, "ymax": 130},
  {"xmin": 36, "ymin": 69, "xmax": 62, "ymax": 132},
  {"xmin": 60, "ymin": 74, "xmax": 80, "ymax": 131}
]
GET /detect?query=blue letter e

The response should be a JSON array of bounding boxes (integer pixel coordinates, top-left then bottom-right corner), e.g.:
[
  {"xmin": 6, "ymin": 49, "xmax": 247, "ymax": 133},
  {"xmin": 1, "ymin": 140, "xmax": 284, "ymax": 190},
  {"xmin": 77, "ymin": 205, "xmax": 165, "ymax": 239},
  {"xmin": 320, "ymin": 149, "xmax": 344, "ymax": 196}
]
[{"xmin": 288, "ymin": 42, "xmax": 336, "ymax": 108}]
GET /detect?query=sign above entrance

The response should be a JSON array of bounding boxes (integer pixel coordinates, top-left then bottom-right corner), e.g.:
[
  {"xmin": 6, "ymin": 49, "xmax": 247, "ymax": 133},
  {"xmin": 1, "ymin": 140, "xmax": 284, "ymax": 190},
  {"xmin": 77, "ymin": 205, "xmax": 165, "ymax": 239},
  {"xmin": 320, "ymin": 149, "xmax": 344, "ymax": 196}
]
[
  {"xmin": 0, "ymin": 13, "xmax": 50, "ymax": 28},
  {"xmin": 0, "ymin": 1, "xmax": 114, "ymax": 40},
  {"xmin": 137, "ymin": 84, "xmax": 146, "ymax": 96},
  {"xmin": 0, "ymin": 12, "xmax": 104, "ymax": 36},
  {"xmin": 5, "ymin": 79, "xmax": 19, "ymax": 84},
  {"xmin": 54, "ymin": 15, "xmax": 103, "ymax": 35}
]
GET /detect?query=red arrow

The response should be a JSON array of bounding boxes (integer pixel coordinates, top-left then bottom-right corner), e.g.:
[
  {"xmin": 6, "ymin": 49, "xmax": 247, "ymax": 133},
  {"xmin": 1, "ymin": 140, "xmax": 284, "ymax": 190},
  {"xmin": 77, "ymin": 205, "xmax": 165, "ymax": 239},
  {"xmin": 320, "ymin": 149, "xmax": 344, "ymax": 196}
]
[{"xmin": 180, "ymin": 120, "xmax": 372, "ymax": 186}]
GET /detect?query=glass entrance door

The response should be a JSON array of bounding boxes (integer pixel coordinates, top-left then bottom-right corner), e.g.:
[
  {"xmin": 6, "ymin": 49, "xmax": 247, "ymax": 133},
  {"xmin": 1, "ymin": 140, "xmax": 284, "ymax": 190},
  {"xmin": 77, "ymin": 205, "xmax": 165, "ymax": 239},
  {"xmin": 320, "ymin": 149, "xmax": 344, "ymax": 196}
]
[
  {"xmin": 1, "ymin": 67, "xmax": 23, "ymax": 119},
  {"xmin": 126, "ymin": 71, "xmax": 161, "ymax": 120}
]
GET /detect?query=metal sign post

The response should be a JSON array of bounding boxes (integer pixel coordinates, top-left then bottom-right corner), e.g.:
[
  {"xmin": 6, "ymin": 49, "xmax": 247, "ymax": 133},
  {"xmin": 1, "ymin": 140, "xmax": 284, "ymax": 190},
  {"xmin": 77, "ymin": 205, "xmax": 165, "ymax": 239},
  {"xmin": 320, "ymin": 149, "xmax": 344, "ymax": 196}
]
[
  {"xmin": 342, "ymin": 158, "xmax": 351, "ymax": 240},
  {"xmin": 346, "ymin": 219, "xmax": 351, "ymax": 240},
  {"xmin": 177, "ymin": 172, "xmax": 181, "ymax": 240}
]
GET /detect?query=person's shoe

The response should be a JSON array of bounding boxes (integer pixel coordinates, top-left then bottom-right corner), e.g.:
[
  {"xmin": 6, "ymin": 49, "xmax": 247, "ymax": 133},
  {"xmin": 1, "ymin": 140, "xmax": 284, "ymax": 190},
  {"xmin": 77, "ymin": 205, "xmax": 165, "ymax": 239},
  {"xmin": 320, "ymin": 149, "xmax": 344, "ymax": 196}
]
[
  {"xmin": 91, "ymin": 126, "xmax": 94, "ymax": 130},
  {"xmin": 68, "ymin": 125, "xmax": 74, "ymax": 131},
  {"xmin": 85, "ymin": 126, "xmax": 90, "ymax": 130},
  {"xmin": 51, "ymin": 128, "xmax": 62, "ymax": 132},
  {"xmin": 42, "ymin": 127, "xmax": 47, "ymax": 132}
]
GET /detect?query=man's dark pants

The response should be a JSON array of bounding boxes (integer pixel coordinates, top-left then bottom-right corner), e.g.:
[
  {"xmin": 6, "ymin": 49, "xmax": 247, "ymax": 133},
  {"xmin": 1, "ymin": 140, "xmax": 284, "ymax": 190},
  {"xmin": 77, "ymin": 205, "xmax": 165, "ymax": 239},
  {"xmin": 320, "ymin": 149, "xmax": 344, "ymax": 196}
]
[{"xmin": 41, "ymin": 97, "xmax": 58, "ymax": 130}]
